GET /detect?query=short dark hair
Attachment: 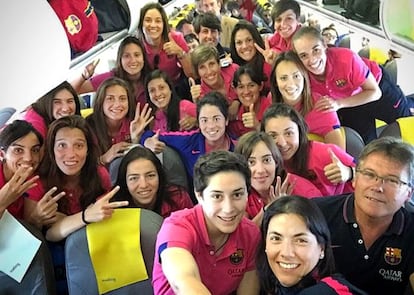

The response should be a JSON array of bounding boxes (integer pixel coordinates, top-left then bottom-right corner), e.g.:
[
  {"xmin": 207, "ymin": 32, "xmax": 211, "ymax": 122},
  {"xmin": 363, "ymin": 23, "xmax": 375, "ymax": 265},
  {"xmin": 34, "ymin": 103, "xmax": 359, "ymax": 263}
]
[
  {"xmin": 193, "ymin": 12, "xmax": 222, "ymax": 33},
  {"xmin": 193, "ymin": 150, "xmax": 251, "ymax": 193},
  {"xmin": 0, "ymin": 120, "xmax": 43, "ymax": 151},
  {"xmin": 196, "ymin": 91, "xmax": 229, "ymax": 120},
  {"xmin": 271, "ymin": 0, "xmax": 301, "ymax": 22},
  {"xmin": 176, "ymin": 18, "xmax": 192, "ymax": 32},
  {"xmin": 257, "ymin": 196, "xmax": 335, "ymax": 293}
]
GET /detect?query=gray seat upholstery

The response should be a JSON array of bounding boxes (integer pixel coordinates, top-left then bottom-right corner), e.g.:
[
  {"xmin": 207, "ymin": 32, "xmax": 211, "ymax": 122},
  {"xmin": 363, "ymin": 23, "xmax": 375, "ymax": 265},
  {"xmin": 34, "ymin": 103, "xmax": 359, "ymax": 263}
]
[
  {"xmin": 65, "ymin": 209, "xmax": 163, "ymax": 295},
  {"xmin": 0, "ymin": 107, "xmax": 16, "ymax": 128},
  {"xmin": 0, "ymin": 220, "xmax": 56, "ymax": 295},
  {"xmin": 343, "ymin": 126, "xmax": 366, "ymax": 162}
]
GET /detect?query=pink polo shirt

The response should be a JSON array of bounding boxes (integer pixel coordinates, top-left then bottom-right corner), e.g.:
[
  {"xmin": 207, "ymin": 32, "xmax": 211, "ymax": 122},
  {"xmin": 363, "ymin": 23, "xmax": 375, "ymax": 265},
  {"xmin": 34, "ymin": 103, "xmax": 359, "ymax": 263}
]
[
  {"xmin": 143, "ymin": 31, "xmax": 189, "ymax": 83},
  {"xmin": 152, "ymin": 205, "xmax": 260, "ymax": 295},
  {"xmin": 268, "ymin": 25, "xmax": 301, "ymax": 53},
  {"xmin": 200, "ymin": 63, "xmax": 239, "ymax": 103},
  {"xmin": 22, "ymin": 108, "xmax": 47, "ymax": 139},
  {"xmin": 308, "ymin": 47, "xmax": 370, "ymax": 99},
  {"xmin": 110, "ymin": 117, "xmax": 131, "ymax": 145},
  {"xmin": 286, "ymin": 141, "xmax": 355, "ymax": 196},
  {"xmin": 246, "ymin": 176, "xmax": 323, "ymax": 219},
  {"xmin": 153, "ymin": 99, "xmax": 196, "ymax": 132},
  {"xmin": 228, "ymin": 96, "xmax": 272, "ymax": 138},
  {"xmin": 28, "ymin": 166, "xmax": 111, "ymax": 215},
  {"xmin": 90, "ymin": 71, "xmax": 146, "ymax": 106}
]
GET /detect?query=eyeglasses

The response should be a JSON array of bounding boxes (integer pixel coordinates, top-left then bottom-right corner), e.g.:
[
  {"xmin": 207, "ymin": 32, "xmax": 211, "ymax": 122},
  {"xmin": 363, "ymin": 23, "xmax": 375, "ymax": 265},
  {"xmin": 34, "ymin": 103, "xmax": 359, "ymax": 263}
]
[{"xmin": 356, "ymin": 169, "xmax": 411, "ymax": 189}]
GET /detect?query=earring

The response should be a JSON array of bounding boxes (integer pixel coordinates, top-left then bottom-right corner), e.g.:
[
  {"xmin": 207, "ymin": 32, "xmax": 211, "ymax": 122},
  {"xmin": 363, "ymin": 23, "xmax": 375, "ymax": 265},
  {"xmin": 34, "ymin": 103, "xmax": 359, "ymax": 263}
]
[{"xmin": 319, "ymin": 252, "xmax": 325, "ymax": 259}]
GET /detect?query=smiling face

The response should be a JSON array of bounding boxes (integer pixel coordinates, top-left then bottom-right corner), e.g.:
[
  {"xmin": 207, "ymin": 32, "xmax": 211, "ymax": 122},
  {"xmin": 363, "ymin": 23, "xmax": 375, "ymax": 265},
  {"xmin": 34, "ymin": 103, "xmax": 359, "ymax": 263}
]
[
  {"xmin": 198, "ymin": 26, "xmax": 220, "ymax": 47},
  {"xmin": 234, "ymin": 29, "xmax": 256, "ymax": 62},
  {"xmin": 235, "ymin": 73, "xmax": 262, "ymax": 108},
  {"xmin": 353, "ymin": 152, "xmax": 412, "ymax": 221},
  {"xmin": 121, "ymin": 43, "xmax": 145, "ymax": 77},
  {"xmin": 197, "ymin": 57, "xmax": 221, "ymax": 88},
  {"xmin": 265, "ymin": 213, "xmax": 323, "ymax": 287},
  {"xmin": 293, "ymin": 35, "xmax": 327, "ymax": 76},
  {"xmin": 275, "ymin": 60, "xmax": 304, "ymax": 106},
  {"xmin": 52, "ymin": 89, "xmax": 77, "ymax": 120},
  {"xmin": 126, "ymin": 158, "xmax": 159, "ymax": 209},
  {"xmin": 197, "ymin": 170, "xmax": 248, "ymax": 236},
  {"xmin": 1, "ymin": 132, "xmax": 41, "ymax": 180},
  {"xmin": 248, "ymin": 141, "xmax": 276, "ymax": 196},
  {"xmin": 274, "ymin": 9, "xmax": 299, "ymax": 40},
  {"xmin": 198, "ymin": 104, "xmax": 228, "ymax": 145},
  {"xmin": 142, "ymin": 8, "xmax": 164, "ymax": 42},
  {"xmin": 147, "ymin": 77, "xmax": 172, "ymax": 111},
  {"xmin": 53, "ymin": 127, "xmax": 87, "ymax": 176},
  {"xmin": 102, "ymin": 85, "xmax": 129, "ymax": 122},
  {"xmin": 264, "ymin": 117, "xmax": 299, "ymax": 161}
]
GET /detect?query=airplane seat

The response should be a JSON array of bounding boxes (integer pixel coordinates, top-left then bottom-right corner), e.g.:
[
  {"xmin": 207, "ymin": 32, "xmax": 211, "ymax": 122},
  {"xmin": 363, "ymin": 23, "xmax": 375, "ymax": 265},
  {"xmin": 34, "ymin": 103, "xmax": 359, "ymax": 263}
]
[
  {"xmin": 0, "ymin": 220, "xmax": 56, "ymax": 295},
  {"xmin": 308, "ymin": 126, "xmax": 365, "ymax": 161},
  {"xmin": 65, "ymin": 208, "xmax": 163, "ymax": 295},
  {"xmin": 0, "ymin": 107, "xmax": 16, "ymax": 128},
  {"xmin": 379, "ymin": 116, "xmax": 414, "ymax": 145}
]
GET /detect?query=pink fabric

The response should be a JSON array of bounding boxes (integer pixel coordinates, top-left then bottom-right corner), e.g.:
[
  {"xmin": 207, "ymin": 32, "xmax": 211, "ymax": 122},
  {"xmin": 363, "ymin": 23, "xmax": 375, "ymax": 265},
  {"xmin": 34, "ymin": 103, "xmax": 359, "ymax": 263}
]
[
  {"xmin": 153, "ymin": 99, "xmax": 196, "ymax": 132},
  {"xmin": 28, "ymin": 166, "xmax": 111, "ymax": 215},
  {"xmin": 309, "ymin": 47, "xmax": 370, "ymax": 100},
  {"xmin": 200, "ymin": 63, "xmax": 239, "ymax": 102},
  {"xmin": 246, "ymin": 176, "xmax": 323, "ymax": 219},
  {"xmin": 152, "ymin": 205, "xmax": 260, "ymax": 295},
  {"xmin": 228, "ymin": 96, "xmax": 272, "ymax": 138},
  {"xmin": 286, "ymin": 141, "xmax": 355, "ymax": 196},
  {"xmin": 110, "ymin": 117, "xmax": 131, "ymax": 145},
  {"xmin": 143, "ymin": 31, "xmax": 189, "ymax": 82},
  {"xmin": 159, "ymin": 185, "xmax": 193, "ymax": 218},
  {"xmin": 90, "ymin": 71, "xmax": 146, "ymax": 106},
  {"xmin": 22, "ymin": 108, "xmax": 47, "ymax": 139},
  {"xmin": 268, "ymin": 25, "xmax": 301, "ymax": 53}
]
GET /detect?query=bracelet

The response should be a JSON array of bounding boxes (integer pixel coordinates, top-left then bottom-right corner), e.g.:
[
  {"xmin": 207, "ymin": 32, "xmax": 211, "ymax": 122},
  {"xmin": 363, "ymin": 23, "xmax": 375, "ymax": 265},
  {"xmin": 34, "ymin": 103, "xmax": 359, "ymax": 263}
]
[{"xmin": 82, "ymin": 209, "xmax": 90, "ymax": 225}]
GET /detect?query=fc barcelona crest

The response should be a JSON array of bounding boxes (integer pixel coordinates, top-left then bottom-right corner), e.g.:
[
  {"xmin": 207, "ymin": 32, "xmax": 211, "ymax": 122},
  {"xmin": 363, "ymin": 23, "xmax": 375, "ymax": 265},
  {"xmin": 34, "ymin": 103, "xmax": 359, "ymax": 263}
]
[{"xmin": 384, "ymin": 247, "xmax": 402, "ymax": 265}]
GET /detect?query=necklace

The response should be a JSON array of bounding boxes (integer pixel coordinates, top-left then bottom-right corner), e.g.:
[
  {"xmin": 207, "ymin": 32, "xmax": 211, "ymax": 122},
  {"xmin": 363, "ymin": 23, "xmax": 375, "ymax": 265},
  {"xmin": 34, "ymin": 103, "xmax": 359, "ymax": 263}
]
[{"xmin": 213, "ymin": 235, "xmax": 229, "ymax": 255}]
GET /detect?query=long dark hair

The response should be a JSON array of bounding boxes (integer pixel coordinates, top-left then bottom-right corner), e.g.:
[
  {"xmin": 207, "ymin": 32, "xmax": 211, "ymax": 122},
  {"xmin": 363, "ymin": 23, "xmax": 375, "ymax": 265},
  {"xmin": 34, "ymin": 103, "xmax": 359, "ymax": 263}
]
[
  {"xmin": 138, "ymin": 2, "xmax": 170, "ymax": 43},
  {"xmin": 86, "ymin": 77, "xmax": 136, "ymax": 154},
  {"xmin": 39, "ymin": 115, "xmax": 105, "ymax": 214},
  {"xmin": 112, "ymin": 146, "xmax": 178, "ymax": 214},
  {"xmin": 113, "ymin": 36, "xmax": 151, "ymax": 85},
  {"xmin": 261, "ymin": 103, "xmax": 312, "ymax": 179},
  {"xmin": 145, "ymin": 69, "xmax": 180, "ymax": 131},
  {"xmin": 257, "ymin": 196, "xmax": 335, "ymax": 293},
  {"xmin": 31, "ymin": 81, "xmax": 81, "ymax": 126}
]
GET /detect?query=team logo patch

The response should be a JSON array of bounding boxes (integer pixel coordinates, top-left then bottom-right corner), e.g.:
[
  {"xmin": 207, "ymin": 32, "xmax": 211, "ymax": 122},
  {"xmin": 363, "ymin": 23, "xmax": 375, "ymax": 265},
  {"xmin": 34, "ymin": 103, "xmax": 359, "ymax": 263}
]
[
  {"xmin": 64, "ymin": 14, "xmax": 82, "ymax": 36},
  {"xmin": 384, "ymin": 247, "xmax": 402, "ymax": 265},
  {"xmin": 230, "ymin": 249, "xmax": 244, "ymax": 265},
  {"xmin": 335, "ymin": 79, "xmax": 347, "ymax": 87}
]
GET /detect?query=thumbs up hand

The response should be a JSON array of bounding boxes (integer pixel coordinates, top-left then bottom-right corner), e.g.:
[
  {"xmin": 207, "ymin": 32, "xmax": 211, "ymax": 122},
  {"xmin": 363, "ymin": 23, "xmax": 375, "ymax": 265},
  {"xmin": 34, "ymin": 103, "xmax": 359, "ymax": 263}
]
[
  {"xmin": 163, "ymin": 32, "xmax": 184, "ymax": 57},
  {"xmin": 144, "ymin": 130, "xmax": 166, "ymax": 154},
  {"xmin": 189, "ymin": 77, "xmax": 202, "ymax": 103},
  {"xmin": 324, "ymin": 149, "xmax": 353, "ymax": 184},
  {"xmin": 241, "ymin": 103, "xmax": 258, "ymax": 129}
]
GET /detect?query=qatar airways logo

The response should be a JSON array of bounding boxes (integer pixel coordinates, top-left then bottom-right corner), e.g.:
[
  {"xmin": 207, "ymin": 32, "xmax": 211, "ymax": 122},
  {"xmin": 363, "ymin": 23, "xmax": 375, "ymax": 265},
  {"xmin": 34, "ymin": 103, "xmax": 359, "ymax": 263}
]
[{"xmin": 378, "ymin": 269, "xmax": 403, "ymax": 282}]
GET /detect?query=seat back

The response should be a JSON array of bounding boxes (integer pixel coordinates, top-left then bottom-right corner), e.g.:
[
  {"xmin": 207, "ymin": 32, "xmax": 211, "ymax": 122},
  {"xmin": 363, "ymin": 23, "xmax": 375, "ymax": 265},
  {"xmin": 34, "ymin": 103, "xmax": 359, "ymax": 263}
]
[
  {"xmin": 65, "ymin": 209, "xmax": 163, "ymax": 295},
  {"xmin": 379, "ymin": 117, "xmax": 414, "ymax": 145},
  {"xmin": 342, "ymin": 126, "xmax": 366, "ymax": 161},
  {"xmin": 0, "ymin": 107, "xmax": 16, "ymax": 128}
]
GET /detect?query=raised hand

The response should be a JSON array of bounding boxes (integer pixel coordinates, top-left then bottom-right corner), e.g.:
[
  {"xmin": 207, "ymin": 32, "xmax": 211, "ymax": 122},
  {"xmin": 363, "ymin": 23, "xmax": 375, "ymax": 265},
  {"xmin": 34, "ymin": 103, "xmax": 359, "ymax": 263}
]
[
  {"xmin": 82, "ymin": 186, "xmax": 128, "ymax": 224},
  {"xmin": 324, "ymin": 149, "xmax": 352, "ymax": 183},
  {"xmin": 144, "ymin": 130, "xmax": 166, "ymax": 154},
  {"xmin": 314, "ymin": 95, "xmax": 340, "ymax": 112},
  {"xmin": 101, "ymin": 141, "xmax": 132, "ymax": 165},
  {"xmin": 130, "ymin": 102, "xmax": 154, "ymax": 143},
  {"xmin": 0, "ymin": 166, "xmax": 38, "ymax": 210},
  {"xmin": 189, "ymin": 77, "xmax": 202, "ymax": 103},
  {"xmin": 30, "ymin": 187, "xmax": 65, "ymax": 227},
  {"xmin": 241, "ymin": 103, "xmax": 258, "ymax": 129},
  {"xmin": 179, "ymin": 115, "xmax": 197, "ymax": 131},
  {"xmin": 254, "ymin": 37, "xmax": 278, "ymax": 66},
  {"xmin": 82, "ymin": 58, "xmax": 100, "ymax": 80},
  {"xmin": 164, "ymin": 32, "xmax": 185, "ymax": 57}
]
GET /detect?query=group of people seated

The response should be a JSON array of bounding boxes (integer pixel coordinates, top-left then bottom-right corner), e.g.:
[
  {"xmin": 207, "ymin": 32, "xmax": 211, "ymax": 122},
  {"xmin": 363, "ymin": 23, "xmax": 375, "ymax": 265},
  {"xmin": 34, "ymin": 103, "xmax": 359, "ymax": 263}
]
[{"xmin": 1, "ymin": 0, "xmax": 414, "ymax": 294}]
